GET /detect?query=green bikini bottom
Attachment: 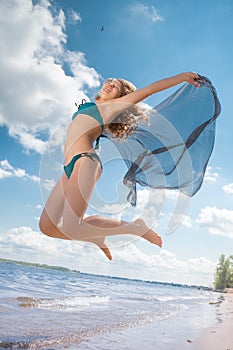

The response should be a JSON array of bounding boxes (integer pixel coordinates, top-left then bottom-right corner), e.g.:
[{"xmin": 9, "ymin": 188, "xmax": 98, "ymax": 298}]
[{"xmin": 64, "ymin": 152, "xmax": 102, "ymax": 179}]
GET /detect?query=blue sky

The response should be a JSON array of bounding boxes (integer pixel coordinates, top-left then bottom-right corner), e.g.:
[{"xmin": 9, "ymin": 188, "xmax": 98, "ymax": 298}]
[{"xmin": 0, "ymin": 0, "xmax": 232, "ymax": 286}]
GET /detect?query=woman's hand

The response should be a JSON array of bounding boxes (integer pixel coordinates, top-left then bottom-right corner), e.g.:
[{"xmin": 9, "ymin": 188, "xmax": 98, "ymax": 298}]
[{"xmin": 184, "ymin": 72, "xmax": 204, "ymax": 88}]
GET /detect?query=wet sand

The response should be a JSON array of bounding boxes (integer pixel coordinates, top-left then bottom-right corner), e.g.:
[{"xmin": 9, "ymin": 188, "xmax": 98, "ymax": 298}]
[
  {"xmin": 73, "ymin": 291, "xmax": 222, "ymax": 350},
  {"xmin": 192, "ymin": 289, "xmax": 233, "ymax": 350}
]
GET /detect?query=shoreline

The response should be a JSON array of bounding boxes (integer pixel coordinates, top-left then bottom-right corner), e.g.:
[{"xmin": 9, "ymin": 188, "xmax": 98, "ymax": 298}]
[
  {"xmin": 192, "ymin": 289, "xmax": 233, "ymax": 350},
  {"xmin": 69, "ymin": 291, "xmax": 222, "ymax": 350}
]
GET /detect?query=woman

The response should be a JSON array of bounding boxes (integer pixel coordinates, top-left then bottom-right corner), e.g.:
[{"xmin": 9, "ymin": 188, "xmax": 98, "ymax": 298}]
[{"xmin": 39, "ymin": 72, "xmax": 202, "ymax": 260}]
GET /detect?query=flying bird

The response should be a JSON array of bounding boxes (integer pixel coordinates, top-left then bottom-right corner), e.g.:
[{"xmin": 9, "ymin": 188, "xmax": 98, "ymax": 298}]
[{"xmin": 101, "ymin": 26, "xmax": 104, "ymax": 32}]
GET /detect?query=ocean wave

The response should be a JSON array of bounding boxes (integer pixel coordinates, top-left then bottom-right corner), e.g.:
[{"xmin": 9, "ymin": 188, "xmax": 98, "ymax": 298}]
[
  {"xmin": 127, "ymin": 294, "xmax": 210, "ymax": 303},
  {"xmin": 0, "ymin": 341, "xmax": 30, "ymax": 349},
  {"xmin": 17, "ymin": 295, "xmax": 109, "ymax": 310},
  {"xmin": 156, "ymin": 295, "xmax": 210, "ymax": 302}
]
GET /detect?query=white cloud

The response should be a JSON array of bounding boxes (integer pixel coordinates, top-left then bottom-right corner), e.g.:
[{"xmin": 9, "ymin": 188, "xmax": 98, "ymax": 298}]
[
  {"xmin": 181, "ymin": 215, "xmax": 193, "ymax": 228},
  {"xmin": 130, "ymin": 4, "xmax": 164, "ymax": 23},
  {"xmin": 99, "ymin": 203, "xmax": 130, "ymax": 216},
  {"xmin": 135, "ymin": 189, "xmax": 191, "ymax": 233},
  {"xmin": 223, "ymin": 183, "xmax": 233, "ymax": 195},
  {"xmin": 186, "ymin": 256, "xmax": 215, "ymax": 274},
  {"xmin": 0, "ymin": 0, "xmax": 101, "ymax": 153},
  {"xmin": 41, "ymin": 178, "xmax": 56, "ymax": 191},
  {"xmin": 9, "ymin": 127, "xmax": 46, "ymax": 154},
  {"xmin": 133, "ymin": 188, "xmax": 166, "ymax": 226},
  {"xmin": 67, "ymin": 9, "xmax": 82, "ymax": 25},
  {"xmin": 92, "ymin": 187, "xmax": 191, "ymax": 234},
  {"xmin": 0, "ymin": 159, "xmax": 39, "ymax": 182},
  {"xmin": 0, "ymin": 225, "xmax": 215, "ymax": 285},
  {"xmin": 112, "ymin": 245, "xmax": 215, "ymax": 285},
  {"xmin": 0, "ymin": 226, "xmax": 103, "ymax": 267},
  {"xmin": 204, "ymin": 166, "xmax": 219, "ymax": 183},
  {"xmin": 90, "ymin": 187, "xmax": 166, "ymax": 228},
  {"xmin": 196, "ymin": 206, "xmax": 233, "ymax": 239},
  {"xmin": 0, "ymin": 226, "xmax": 58, "ymax": 253}
]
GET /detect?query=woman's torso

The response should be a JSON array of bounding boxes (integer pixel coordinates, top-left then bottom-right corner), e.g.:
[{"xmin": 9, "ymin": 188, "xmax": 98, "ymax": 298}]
[
  {"xmin": 64, "ymin": 100, "xmax": 107, "ymax": 165},
  {"xmin": 63, "ymin": 100, "xmax": 128, "ymax": 165},
  {"xmin": 64, "ymin": 114, "xmax": 103, "ymax": 165}
]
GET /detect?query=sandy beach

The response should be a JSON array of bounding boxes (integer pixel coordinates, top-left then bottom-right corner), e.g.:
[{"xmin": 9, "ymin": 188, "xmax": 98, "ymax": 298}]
[
  {"xmin": 70, "ymin": 290, "xmax": 223, "ymax": 350},
  {"xmin": 192, "ymin": 289, "xmax": 233, "ymax": 350},
  {"xmin": 72, "ymin": 290, "xmax": 233, "ymax": 350},
  {"xmin": 1, "ymin": 259, "xmax": 232, "ymax": 349}
]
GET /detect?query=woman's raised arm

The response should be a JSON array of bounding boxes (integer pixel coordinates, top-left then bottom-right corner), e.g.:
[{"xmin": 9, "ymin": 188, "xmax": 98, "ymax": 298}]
[
  {"xmin": 116, "ymin": 72, "xmax": 201, "ymax": 105},
  {"xmin": 98, "ymin": 72, "xmax": 201, "ymax": 125}
]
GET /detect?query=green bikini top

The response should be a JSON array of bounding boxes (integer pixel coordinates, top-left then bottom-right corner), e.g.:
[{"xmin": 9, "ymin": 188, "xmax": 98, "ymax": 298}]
[
  {"xmin": 72, "ymin": 100, "xmax": 104, "ymax": 132},
  {"xmin": 72, "ymin": 99, "xmax": 104, "ymax": 149}
]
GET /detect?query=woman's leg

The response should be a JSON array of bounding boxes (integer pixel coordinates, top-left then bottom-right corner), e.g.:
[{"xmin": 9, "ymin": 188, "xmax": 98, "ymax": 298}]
[
  {"xmin": 40, "ymin": 209, "xmax": 113, "ymax": 259},
  {"xmin": 39, "ymin": 176, "xmax": 66, "ymax": 235},
  {"xmin": 60, "ymin": 156, "xmax": 162, "ymax": 247},
  {"xmin": 39, "ymin": 175, "xmax": 113, "ymax": 259}
]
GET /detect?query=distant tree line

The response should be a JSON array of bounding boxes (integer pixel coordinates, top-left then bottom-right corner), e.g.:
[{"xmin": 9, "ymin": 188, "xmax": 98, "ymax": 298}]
[{"xmin": 214, "ymin": 254, "xmax": 233, "ymax": 290}]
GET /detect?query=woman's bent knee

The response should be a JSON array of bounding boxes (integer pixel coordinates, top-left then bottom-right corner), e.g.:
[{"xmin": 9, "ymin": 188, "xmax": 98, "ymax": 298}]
[{"xmin": 39, "ymin": 211, "xmax": 54, "ymax": 237}]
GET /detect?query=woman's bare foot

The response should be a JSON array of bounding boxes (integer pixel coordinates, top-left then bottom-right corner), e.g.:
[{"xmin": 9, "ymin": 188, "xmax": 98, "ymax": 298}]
[
  {"xmin": 134, "ymin": 219, "xmax": 162, "ymax": 247},
  {"xmin": 142, "ymin": 228, "xmax": 162, "ymax": 247},
  {"xmin": 87, "ymin": 237, "xmax": 112, "ymax": 260},
  {"xmin": 100, "ymin": 246, "xmax": 112, "ymax": 261}
]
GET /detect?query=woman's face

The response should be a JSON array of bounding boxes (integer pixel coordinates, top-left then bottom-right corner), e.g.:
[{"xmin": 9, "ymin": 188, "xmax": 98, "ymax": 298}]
[{"xmin": 100, "ymin": 79, "xmax": 123, "ymax": 100}]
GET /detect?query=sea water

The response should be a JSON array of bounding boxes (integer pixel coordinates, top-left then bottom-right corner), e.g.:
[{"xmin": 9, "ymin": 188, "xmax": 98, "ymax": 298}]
[{"xmin": 0, "ymin": 259, "xmax": 220, "ymax": 349}]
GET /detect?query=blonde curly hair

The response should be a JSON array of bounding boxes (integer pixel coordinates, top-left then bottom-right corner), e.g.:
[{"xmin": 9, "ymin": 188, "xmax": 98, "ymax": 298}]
[{"xmin": 97, "ymin": 78, "xmax": 148, "ymax": 140}]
